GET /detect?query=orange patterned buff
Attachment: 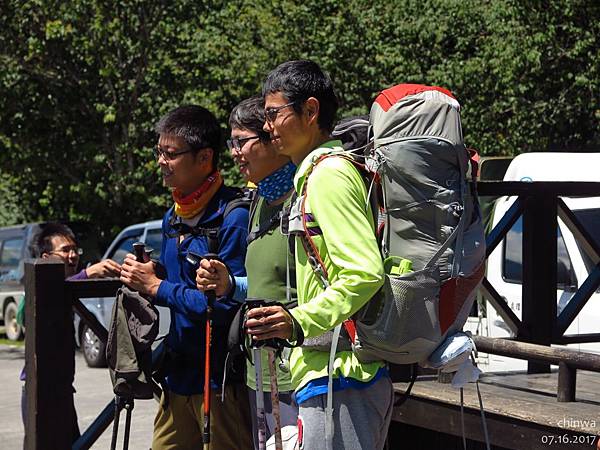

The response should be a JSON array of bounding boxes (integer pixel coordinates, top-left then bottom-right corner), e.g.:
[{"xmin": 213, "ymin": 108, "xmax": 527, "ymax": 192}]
[{"xmin": 173, "ymin": 171, "xmax": 223, "ymax": 219}]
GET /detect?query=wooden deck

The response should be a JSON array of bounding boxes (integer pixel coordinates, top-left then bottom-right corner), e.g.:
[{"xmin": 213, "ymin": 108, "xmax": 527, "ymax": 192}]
[{"xmin": 392, "ymin": 371, "xmax": 600, "ymax": 449}]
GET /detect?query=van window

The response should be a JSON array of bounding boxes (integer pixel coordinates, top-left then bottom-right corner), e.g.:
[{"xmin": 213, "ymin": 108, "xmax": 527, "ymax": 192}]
[
  {"xmin": 0, "ymin": 237, "xmax": 23, "ymax": 280},
  {"xmin": 145, "ymin": 228, "xmax": 163, "ymax": 259},
  {"xmin": 572, "ymin": 209, "xmax": 600, "ymax": 284},
  {"xmin": 502, "ymin": 217, "xmax": 577, "ymax": 289},
  {"xmin": 109, "ymin": 235, "xmax": 142, "ymax": 265}
]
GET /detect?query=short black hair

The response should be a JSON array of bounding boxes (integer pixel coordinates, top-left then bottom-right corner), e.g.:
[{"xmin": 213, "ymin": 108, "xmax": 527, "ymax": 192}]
[
  {"xmin": 155, "ymin": 105, "xmax": 222, "ymax": 169},
  {"xmin": 229, "ymin": 96, "xmax": 271, "ymax": 142},
  {"xmin": 262, "ymin": 60, "xmax": 339, "ymax": 133},
  {"xmin": 30, "ymin": 223, "xmax": 76, "ymax": 258}
]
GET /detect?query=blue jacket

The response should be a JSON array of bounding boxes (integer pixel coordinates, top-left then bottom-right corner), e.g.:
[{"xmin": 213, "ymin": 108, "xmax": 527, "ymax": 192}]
[{"xmin": 155, "ymin": 185, "xmax": 249, "ymax": 395}]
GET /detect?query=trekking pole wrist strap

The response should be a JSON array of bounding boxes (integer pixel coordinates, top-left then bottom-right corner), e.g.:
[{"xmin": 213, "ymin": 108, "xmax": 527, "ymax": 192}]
[
  {"xmin": 227, "ymin": 272, "xmax": 237, "ymax": 298},
  {"xmin": 284, "ymin": 304, "xmax": 304, "ymax": 347},
  {"xmin": 222, "ymin": 262, "xmax": 236, "ymax": 297}
]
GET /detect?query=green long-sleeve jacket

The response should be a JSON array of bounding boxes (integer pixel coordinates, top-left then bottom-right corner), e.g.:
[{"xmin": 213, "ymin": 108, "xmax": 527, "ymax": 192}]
[{"xmin": 289, "ymin": 140, "xmax": 385, "ymax": 392}]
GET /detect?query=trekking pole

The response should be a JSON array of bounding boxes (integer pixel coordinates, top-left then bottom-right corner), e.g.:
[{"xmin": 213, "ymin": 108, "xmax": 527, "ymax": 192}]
[
  {"xmin": 183, "ymin": 249, "xmax": 216, "ymax": 450},
  {"xmin": 268, "ymin": 350, "xmax": 283, "ymax": 450},
  {"xmin": 187, "ymin": 244, "xmax": 219, "ymax": 450},
  {"xmin": 254, "ymin": 346, "xmax": 267, "ymax": 450},
  {"xmin": 109, "ymin": 396, "xmax": 122, "ymax": 450},
  {"xmin": 122, "ymin": 398, "xmax": 134, "ymax": 450},
  {"xmin": 203, "ymin": 300, "xmax": 213, "ymax": 450}
]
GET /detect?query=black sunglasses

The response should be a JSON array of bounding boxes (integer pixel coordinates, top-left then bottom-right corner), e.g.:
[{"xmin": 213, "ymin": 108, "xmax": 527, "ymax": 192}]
[
  {"xmin": 226, "ymin": 135, "xmax": 260, "ymax": 152},
  {"xmin": 227, "ymin": 131, "xmax": 272, "ymax": 151},
  {"xmin": 264, "ymin": 101, "xmax": 298, "ymax": 123}
]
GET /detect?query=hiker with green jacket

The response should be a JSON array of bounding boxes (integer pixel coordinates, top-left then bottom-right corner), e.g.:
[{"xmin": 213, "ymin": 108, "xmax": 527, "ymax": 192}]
[{"xmin": 245, "ymin": 60, "xmax": 394, "ymax": 449}]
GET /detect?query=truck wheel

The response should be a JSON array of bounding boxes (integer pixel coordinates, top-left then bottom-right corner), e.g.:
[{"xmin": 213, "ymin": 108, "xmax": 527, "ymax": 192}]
[
  {"xmin": 81, "ymin": 324, "xmax": 107, "ymax": 368},
  {"xmin": 4, "ymin": 301, "xmax": 24, "ymax": 341}
]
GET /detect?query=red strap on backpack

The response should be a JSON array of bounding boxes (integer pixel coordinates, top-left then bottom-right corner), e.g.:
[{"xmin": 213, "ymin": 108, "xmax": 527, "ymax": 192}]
[
  {"xmin": 298, "ymin": 153, "xmax": 375, "ymax": 346},
  {"xmin": 467, "ymin": 147, "xmax": 480, "ymax": 180}
]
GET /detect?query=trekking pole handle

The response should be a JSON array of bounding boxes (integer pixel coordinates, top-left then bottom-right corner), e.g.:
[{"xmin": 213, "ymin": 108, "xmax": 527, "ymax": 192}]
[
  {"xmin": 187, "ymin": 251, "xmax": 220, "ymax": 305},
  {"xmin": 204, "ymin": 252, "xmax": 219, "ymax": 303},
  {"xmin": 133, "ymin": 242, "xmax": 146, "ymax": 263}
]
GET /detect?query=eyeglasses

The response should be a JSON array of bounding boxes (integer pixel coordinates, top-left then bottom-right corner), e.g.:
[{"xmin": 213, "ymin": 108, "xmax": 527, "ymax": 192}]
[
  {"xmin": 226, "ymin": 135, "xmax": 260, "ymax": 152},
  {"xmin": 265, "ymin": 101, "xmax": 297, "ymax": 123},
  {"xmin": 49, "ymin": 246, "xmax": 83, "ymax": 257},
  {"xmin": 153, "ymin": 145, "xmax": 195, "ymax": 161}
]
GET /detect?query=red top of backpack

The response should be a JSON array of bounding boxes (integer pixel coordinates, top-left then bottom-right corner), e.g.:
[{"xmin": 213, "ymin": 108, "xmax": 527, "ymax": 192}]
[{"xmin": 375, "ymin": 84, "xmax": 456, "ymax": 112}]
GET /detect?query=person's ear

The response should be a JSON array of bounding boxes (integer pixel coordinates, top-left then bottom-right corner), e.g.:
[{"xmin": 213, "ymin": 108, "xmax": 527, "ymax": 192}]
[
  {"xmin": 196, "ymin": 148, "xmax": 213, "ymax": 165},
  {"xmin": 305, "ymin": 97, "xmax": 320, "ymax": 126},
  {"xmin": 41, "ymin": 252, "xmax": 49, "ymax": 259}
]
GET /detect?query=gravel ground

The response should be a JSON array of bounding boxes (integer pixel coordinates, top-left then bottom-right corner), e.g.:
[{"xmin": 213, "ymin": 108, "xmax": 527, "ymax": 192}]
[{"xmin": 0, "ymin": 343, "xmax": 157, "ymax": 449}]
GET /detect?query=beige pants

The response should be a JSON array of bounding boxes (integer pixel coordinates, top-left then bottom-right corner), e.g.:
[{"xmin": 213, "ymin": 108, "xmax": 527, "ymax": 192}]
[{"xmin": 152, "ymin": 384, "xmax": 253, "ymax": 450}]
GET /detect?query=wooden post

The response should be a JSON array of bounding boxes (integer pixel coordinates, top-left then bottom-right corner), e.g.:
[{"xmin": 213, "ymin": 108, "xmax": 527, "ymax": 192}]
[
  {"xmin": 24, "ymin": 260, "xmax": 76, "ymax": 450},
  {"xmin": 521, "ymin": 194, "xmax": 557, "ymax": 374},
  {"xmin": 557, "ymin": 362, "xmax": 576, "ymax": 402}
]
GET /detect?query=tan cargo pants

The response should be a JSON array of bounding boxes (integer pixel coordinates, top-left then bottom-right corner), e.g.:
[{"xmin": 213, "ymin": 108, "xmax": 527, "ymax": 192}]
[{"xmin": 152, "ymin": 383, "xmax": 253, "ymax": 450}]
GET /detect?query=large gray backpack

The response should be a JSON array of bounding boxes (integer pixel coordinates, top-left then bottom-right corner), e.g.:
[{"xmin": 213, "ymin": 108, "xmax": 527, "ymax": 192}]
[{"xmin": 299, "ymin": 84, "xmax": 486, "ymax": 365}]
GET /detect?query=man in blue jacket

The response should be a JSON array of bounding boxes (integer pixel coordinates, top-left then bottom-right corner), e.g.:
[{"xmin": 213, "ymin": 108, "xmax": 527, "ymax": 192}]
[{"xmin": 120, "ymin": 105, "xmax": 252, "ymax": 449}]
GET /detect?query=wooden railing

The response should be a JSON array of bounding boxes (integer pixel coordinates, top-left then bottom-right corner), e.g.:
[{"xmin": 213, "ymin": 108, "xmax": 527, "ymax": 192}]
[
  {"xmin": 22, "ymin": 181, "xmax": 600, "ymax": 449},
  {"xmin": 477, "ymin": 181, "xmax": 600, "ymax": 373},
  {"xmin": 22, "ymin": 263, "xmax": 154, "ymax": 450},
  {"xmin": 472, "ymin": 335, "xmax": 600, "ymax": 402}
]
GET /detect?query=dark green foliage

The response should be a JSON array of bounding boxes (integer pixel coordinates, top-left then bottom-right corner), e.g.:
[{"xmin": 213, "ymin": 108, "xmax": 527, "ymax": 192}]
[{"xmin": 1, "ymin": 0, "xmax": 598, "ymax": 242}]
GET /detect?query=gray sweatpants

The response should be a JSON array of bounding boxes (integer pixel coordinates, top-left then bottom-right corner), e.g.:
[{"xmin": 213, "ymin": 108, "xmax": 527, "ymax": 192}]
[{"xmin": 298, "ymin": 375, "xmax": 394, "ymax": 450}]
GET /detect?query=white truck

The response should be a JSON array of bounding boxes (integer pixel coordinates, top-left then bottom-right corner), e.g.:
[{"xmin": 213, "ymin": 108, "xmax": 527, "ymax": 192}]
[{"xmin": 470, "ymin": 152, "xmax": 600, "ymax": 371}]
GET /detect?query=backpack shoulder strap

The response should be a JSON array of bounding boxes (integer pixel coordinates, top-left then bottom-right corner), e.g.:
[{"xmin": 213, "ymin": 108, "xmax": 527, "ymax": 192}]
[
  {"xmin": 247, "ymin": 192, "xmax": 294, "ymax": 245},
  {"xmin": 223, "ymin": 187, "xmax": 255, "ymax": 218},
  {"xmin": 205, "ymin": 187, "xmax": 253, "ymax": 253},
  {"xmin": 292, "ymin": 154, "xmax": 366, "ymax": 343}
]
